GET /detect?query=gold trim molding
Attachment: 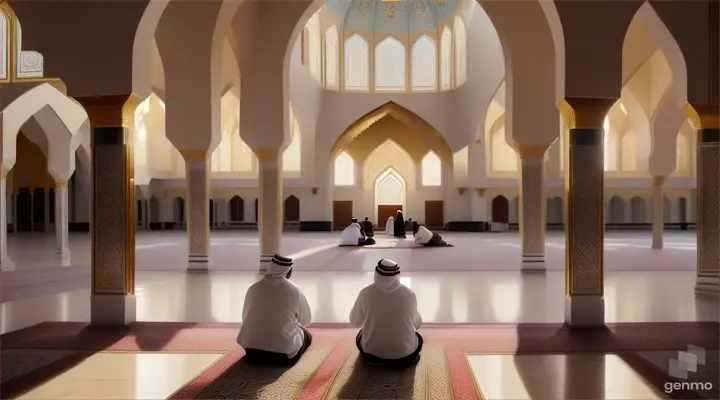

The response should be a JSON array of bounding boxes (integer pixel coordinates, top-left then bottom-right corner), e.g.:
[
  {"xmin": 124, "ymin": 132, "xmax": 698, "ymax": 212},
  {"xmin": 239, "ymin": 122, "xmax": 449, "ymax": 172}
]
[
  {"xmin": 178, "ymin": 149, "xmax": 209, "ymax": 163},
  {"xmin": 558, "ymin": 97, "xmax": 617, "ymax": 129},
  {"xmin": 475, "ymin": 188, "xmax": 486, "ymax": 197},
  {"xmin": 651, "ymin": 176, "xmax": 666, "ymax": 187},
  {"xmin": 683, "ymin": 104, "xmax": 720, "ymax": 130},
  {"xmin": 254, "ymin": 147, "xmax": 280, "ymax": 163},
  {"xmin": 75, "ymin": 94, "xmax": 142, "ymax": 128},
  {"xmin": 514, "ymin": 144, "xmax": 549, "ymax": 158},
  {"xmin": 55, "ymin": 181, "xmax": 68, "ymax": 188}
]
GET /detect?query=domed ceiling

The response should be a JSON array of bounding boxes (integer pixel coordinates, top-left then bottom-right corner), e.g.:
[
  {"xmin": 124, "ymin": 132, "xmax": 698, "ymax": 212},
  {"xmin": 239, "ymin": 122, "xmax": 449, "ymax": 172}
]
[{"xmin": 324, "ymin": 0, "xmax": 462, "ymax": 34}]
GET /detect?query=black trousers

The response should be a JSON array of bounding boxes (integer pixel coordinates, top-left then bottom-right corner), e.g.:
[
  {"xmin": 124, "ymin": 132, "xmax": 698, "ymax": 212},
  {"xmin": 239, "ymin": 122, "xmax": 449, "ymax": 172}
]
[
  {"xmin": 244, "ymin": 326, "xmax": 313, "ymax": 366},
  {"xmin": 358, "ymin": 237, "xmax": 376, "ymax": 246},
  {"xmin": 355, "ymin": 330, "xmax": 423, "ymax": 368}
]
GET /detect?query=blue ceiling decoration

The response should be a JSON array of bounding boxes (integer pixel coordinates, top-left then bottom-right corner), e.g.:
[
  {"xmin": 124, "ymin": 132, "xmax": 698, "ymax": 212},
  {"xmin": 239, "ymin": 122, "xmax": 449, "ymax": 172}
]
[{"xmin": 324, "ymin": 0, "xmax": 460, "ymax": 34}]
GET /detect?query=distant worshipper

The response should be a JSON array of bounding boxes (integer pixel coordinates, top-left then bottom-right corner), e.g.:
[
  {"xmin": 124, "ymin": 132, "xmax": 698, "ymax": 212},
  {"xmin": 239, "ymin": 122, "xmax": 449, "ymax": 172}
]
[
  {"xmin": 385, "ymin": 216, "xmax": 395, "ymax": 236},
  {"xmin": 340, "ymin": 218, "xmax": 376, "ymax": 246},
  {"xmin": 350, "ymin": 259, "xmax": 424, "ymax": 367},
  {"xmin": 361, "ymin": 217, "xmax": 374, "ymax": 238},
  {"xmin": 414, "ymin": 225, "xmax": 450, "ymax": 247},
  {"xmin": 237, "ymin": 255, "xmax": 313, "ymax": 366},
  {"xmin": 393, "ymin": 210, "xmax": 407, "ymax": 238},
  {"xmin": 411, "ymin": 220, "xmax": 419, "ymax": 236}
]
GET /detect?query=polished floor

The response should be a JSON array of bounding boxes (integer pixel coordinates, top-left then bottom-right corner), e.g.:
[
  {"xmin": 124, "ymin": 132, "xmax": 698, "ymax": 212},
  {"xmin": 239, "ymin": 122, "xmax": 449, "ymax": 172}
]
[{"xmin": 2, "ymin": 230, "xmax": 717, "ymax": 399}]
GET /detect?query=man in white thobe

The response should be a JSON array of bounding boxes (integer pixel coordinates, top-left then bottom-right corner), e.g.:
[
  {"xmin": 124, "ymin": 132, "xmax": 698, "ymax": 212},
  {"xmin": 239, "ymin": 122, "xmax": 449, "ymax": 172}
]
[
  {"xmin": 340, "ymin": 218, "xmax": 376, "ymax": 246},
  {"xmin": 237, "ymin": 254, "xmax": 313, "ymax": 365},
  {"xmin": 414, "ymin": 225, "xmax": 449, "ymax": 246},
  {"xmin": 349, "ymin": 259, "xmax": 424, "ymax": 367}
]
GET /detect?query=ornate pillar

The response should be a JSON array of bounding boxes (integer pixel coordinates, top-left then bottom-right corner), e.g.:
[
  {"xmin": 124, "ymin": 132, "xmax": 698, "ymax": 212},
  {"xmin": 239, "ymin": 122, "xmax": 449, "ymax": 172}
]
[
  {"xmin": 179, "ymin": 150, "xmax": 211, "ymax": 271},
  {"xmin": 0, "ymin": 174, "xmax": 14, "ymax": 270},
  {"xmin": 517, "ymin": 145, "xmax": 549, "ymax": 272},
  {"xmin": 684, "ymin": 104, "xmax": 720, "ymax": 298},
  {"xmin": 651, "ymin": 176, "xmax": 666, "ymax": 250},
  {"xmin": 76, "ymin": 94, "xmax": 140, "ymax": 325},
  {"xmin": 559, "ymin": 98, "xmax": 616, "ymax": 327},
  {"xmin": 55, "ymin": 181, "xmax": 70, "ymax": 259},
  {"xmin": 255, "ymin": 148, "xmax": 282, "ymax": 270}
]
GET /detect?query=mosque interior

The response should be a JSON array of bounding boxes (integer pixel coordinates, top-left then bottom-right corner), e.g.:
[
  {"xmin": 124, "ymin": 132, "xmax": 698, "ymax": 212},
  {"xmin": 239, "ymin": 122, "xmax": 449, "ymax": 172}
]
[{"xmin": 0, "ymin": 0, "xmax": 719, "ymax": 398}]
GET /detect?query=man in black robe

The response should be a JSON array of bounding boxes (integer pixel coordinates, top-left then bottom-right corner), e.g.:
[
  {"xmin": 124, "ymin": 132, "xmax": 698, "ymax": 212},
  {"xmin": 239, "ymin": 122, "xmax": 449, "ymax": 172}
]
[
  {"xmin": 393, "ymin": 210, "xmax": 406, "ymax": 238},
  {"xmin": 361, "ymin": 217, "xmax": 374, "ymax": 237}
]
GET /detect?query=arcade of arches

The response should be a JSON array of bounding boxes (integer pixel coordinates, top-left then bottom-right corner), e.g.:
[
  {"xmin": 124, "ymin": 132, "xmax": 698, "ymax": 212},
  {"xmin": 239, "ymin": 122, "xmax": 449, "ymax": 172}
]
[{"xmin": 1, "ymin": 0, "xmax": 719, "ymax": 332}]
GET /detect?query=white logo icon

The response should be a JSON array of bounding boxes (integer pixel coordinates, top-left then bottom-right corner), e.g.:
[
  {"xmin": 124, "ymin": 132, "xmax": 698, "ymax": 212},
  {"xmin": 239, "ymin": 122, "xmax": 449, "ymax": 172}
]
[{"xmin": 669, "ymin": 345, "xmax": 706, "ymax": 379}]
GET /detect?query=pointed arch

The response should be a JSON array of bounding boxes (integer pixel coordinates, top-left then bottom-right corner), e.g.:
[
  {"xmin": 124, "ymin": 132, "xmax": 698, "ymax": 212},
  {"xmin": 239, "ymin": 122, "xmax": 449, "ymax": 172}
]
[
  {"xmin": 0, "ymin": 8, "xmax": 8, "ymax": 81},
  {"xmin": 490, "ymin": 119, "xmax": 518, "ymax": 172},
  {"xmin": 375, "ymin": 167, "xmax": 406, "ymax": 206},
  {"xmin": 283, "ymin": 106, "xmax": 301, "ymax": 172},
  {"xmin": 454, "ymin": 17, "xmax": 467, "ymax": 86},
  {"xmin": 375, "ymin": 36, "xmax": 405, "ymax": 90},
  {"xmin": 411, "ymin": 35, "xmax": 437, "ymax": 91},
  {"xmin": 421, "ymin": 151, "xmax": 442, "ymax": 186},
  {"xmin": 344, "ymin": 34, "xmax": 368, "ymax": 90},
  {"xmin": 325, "ymin": 25, "xmax": 339, "ymax": 90},
  {"xmin": 334, "ymin": 151, "xmax": 355, "ymax": 186},
  {"xmin": 306, "ymin": 12, "xmax": 321, "ymax": 82},
  {"xmin": 440, "ymin": 26, "xmax": 452, "ymax": 90},
  {"xmin": 229, "ymin": 195, "xmax": 244, "ymax": 221},
  {"xmin": 621, "ymin": 130, "xmax": 638, "ymax": 172},
  {"xmin": 284, "ymin": 195, "xmax": 300, "ymax": 221},
  {"xmin": 491, "ymin": 196, "xmax": 509, "ymax": 224}
]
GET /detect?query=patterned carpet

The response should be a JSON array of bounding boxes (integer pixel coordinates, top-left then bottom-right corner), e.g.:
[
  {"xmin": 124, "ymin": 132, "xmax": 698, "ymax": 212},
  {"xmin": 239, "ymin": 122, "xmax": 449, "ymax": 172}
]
[{"xmin": 1, "ymin": 322, "xmax": 718, "ymax": 399}]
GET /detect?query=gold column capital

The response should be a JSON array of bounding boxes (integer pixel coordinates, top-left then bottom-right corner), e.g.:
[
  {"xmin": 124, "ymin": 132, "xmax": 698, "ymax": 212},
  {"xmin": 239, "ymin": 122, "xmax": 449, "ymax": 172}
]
[
  {"xmin": 558, "ymin": 97, "xmax": 617, "ymax": 129},
  {"xmin": 652, "ymin": 176, "xmax": 666, "ymax": 187},
  {"xmin": 178, "ymin": 149, "xmax": 209, "ymax": 163},
  {"xmin": 514, "ymin": 144, "xmax": 550, "ymax": 158},
  {"xmin": 55, "ymin": 181, "xmax": 68, "ymax": 188},
  {"xmin": 0, "ymin": 170, "xmax": 7, "ymax": 179},
  {"xmin": 254, "ymin": 147, "xmax": 281, "ymax": 163},
  {"xmin": 475, "ymin": 188, "xmax": 486, "ymax": 197},
  {"xmin": 74, "ymin": 94, "xmax": 142, "ymax": 128},
  {"xmin": 683, "ymin": 104, "xmax": 720, "ymax": 130}
]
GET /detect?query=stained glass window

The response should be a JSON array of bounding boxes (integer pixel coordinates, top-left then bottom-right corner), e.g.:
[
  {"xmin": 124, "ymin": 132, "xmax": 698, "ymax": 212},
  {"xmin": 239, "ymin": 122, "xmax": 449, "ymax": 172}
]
[
  {"xmin": 454, "ymin": 17, "xmax": 467, "ymax": 85},
  {"xmin": 375, "ymin": 36, "xmax": 406, "ymax": 90},
  {"xmin": 325, "ymin": 26, "xmax": 339, "ymax": 90},
  {"xmin": 334, "ymin": 151, "xmax": 355, "ymax": 185},
  {"xmin": 344, "ymin": 34, "xmax": 369, "ymax": 90},
  {"xmin": 440, "ymin": 27, "xmax": 452, "ymax": 90},
  {"xmin": 411, "ymin": 35, "xmax": 437, "ymax": 91},
  {"xmin": 421, "ymin": 151, "xmax": 442, "ymax": 185}
]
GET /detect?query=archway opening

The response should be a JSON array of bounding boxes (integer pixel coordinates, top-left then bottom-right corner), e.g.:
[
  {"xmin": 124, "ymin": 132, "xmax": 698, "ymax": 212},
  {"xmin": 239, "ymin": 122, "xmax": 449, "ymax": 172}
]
[{"xmin": 375, "ymin": 168, "xmax": 406, "ymax": 229}]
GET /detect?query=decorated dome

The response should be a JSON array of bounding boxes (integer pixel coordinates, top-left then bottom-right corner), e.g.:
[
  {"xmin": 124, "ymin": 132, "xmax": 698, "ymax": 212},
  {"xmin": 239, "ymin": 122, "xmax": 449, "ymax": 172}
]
[{"xmin": 300, "ymin": 0, "xmax": 470, "ymax": 93}]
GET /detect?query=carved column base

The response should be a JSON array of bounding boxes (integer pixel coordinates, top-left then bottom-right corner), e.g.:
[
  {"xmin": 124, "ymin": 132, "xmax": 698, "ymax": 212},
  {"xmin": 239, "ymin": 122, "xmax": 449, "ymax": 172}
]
[
  {"xmin": 521, "ymin": 255, "xmax": 546, "ymax": 273},
  {"xmin": 91, "ymin": 294, "xmax": 137, "ymax": 326},
  {"xmin": 695, "ymin": 276, "xmax": 720, "ymax": 299},
  {"xmin": 187, "ymin": 255, "xmax": 211, "ymax": 272},
  {"xmin": 565, "ymin": 295, "xmax": 605, "ymax": 328}
]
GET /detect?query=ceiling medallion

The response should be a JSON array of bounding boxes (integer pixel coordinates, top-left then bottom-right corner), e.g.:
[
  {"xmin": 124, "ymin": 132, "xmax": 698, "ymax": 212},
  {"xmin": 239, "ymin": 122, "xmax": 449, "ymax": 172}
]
[
  {"xmin": 357, "ymin": 0, "xmax": 371, "ymax": 15},
  {"xmin": 412, "ymin": 0, "xmax": 424, "ymax": 16},
  {"xmin": 385, "ymin": 4, "xmax": 397, "ymax": 20},
  {"xmin": 437, "ymin": 0, "xmax": 446, "ymax": 5}
]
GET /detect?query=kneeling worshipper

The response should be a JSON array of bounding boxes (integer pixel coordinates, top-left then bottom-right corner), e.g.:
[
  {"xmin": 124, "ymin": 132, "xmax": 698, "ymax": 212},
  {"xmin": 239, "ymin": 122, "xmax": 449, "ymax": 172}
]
[
  {"xmin": 349, "ymin": 259, "xmax": 424, "ymax": 367},
  {"xmin": 340, "ymin": 218, "xmax": 376, "ymax": 246},
  {"xmin": 237, "ymin": 255, "xmax": 313, "ymax": 366},
  {"xmin": 393, "ymin": 210, "xmax": 407, "ymax": 238},
  {"xmin": 414, "ymin": 225, "xmax": 450, "ymax": 246},
  {"xmin": 385, "ymin": 216, "xmax": 395, "ymax": 236},
  {"xmin": 361, "ymin": 217, "xmax": 375, "ymax": 237}
]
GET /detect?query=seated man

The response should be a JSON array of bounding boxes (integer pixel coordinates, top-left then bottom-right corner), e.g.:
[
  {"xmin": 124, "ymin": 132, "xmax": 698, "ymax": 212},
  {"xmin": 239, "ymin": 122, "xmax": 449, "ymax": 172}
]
[
  {"xmin": 237, "ymin": 255, "xmax": 313, "ymax": 366},
  {"xmin": 350, "ymin": 259, "xmax": 424, "ymax": 367},
  {"xmin": 414, "ymin": 225, "xmax": 449, "ymax": 246},
  {"xmin": 341, "ymin": 218, "xmax": 376, "ymax": 246},
  {"xmin": 361, "ymin": 217, "xmax": 375, "ymax": 238}
]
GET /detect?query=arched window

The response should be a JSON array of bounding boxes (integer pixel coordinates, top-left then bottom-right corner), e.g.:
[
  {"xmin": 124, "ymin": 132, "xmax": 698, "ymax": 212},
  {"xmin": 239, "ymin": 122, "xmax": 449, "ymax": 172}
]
[
  {"xmin": 676, "ymin": 132, "xmax": 689, "ymax": 173},
  {"xmin": 454, "ymin": 17, "xmax": 467, "ymax": 85},
  {"xmin": 491, "ymin": 127, "xmax": 518, "ymax": 172},
  {"xmin": 283, "ymin": 112, "xmax": 301, "ymax": 172},
  {"xmin": 411, "ymin": 35, "xmax": 437, "ymax": 91},
  {"xmin": 325, "ymin": 26, "xmax": 339, "ymax": 90},
  {"xmin": 211, "ymin": 131, "xmax": 232, "ymax": 171},
  {"xmin": 0, "ymin": 11, "xmax": 8, "ymax": 80},
  {"xmin": 621, "ymin": 131, "xmax": 637, "ymax": 172},
  {"xmin": 421, "ymin": 151, "xmax": 442, "ymax": 186},
  {"xmin": 232, "ymin": 135, "xmax": 254, "ymax": 172},
  {"xmin": 334, "ymin": 151, "xmax": 355, "ymax": 186},
  {"xmin": 603, "ymin": 117, "xmax": 617, "ymax": 172},
  {"xmin": 133, "ymin": 96, "xmax": 151, "ymax": 169},
  {"xmin": 344, "ymin": 34, "xmax": 369, "ymax": 90},
  {"xmin": 440, "ymin": 27, "xmax": 452, "ymax": 90},
  {"xmin": 307, "ymin": 13, "xmax": 321, "ymax": 82},
  {"xmin": 375, "ymin": 36, "xmax": 406, "ymax": 90}
]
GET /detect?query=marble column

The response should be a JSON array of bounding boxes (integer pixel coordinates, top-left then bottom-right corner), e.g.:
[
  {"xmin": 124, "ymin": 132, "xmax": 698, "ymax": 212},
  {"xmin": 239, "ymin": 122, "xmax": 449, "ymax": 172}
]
[
  {"xmin": 256, "ymin": 148, "xmax": 283, "ymax": 271},
  {"xmin": 0, "ymin": 175, "xmax": 15, "ymax": 270},
  {"xmin": 685, "ymin": 105, "xmax": 720, "ymax": 298},
  {"xmin": 76, "ymin": 94, "xmax": 139, "ymax": 325},
  {"xmin": 517, "ymin": 147, "xmax": 549, "ymax": 273},
  {"xmin": 44, "ymin": 189, "xmax": 50, "ymax": 232},
  {"xmin": 181, "ymin": 150, "xmax": 211, "ymax": 271},
  {"xmin": 55, "ymin": 182, "xmax": 71, "ymax": 259},
  {"xmin": 559, "ymin": 97, "xmax": 616, "ymax": 327},
  {"xmin": 651, "ymin": 176, "xmax": 666, "ymax": 250}
]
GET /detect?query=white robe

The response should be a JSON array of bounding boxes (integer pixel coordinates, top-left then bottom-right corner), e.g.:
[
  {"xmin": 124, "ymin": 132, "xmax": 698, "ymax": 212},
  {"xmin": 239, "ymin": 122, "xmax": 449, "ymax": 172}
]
[
  {"xmin": 237, "ymin": 276, "xmax": 312, "ymax": 357},
  {"xmin": 350, "ymin": 273, "xmax": 423, "ymax": 359},
  {"xmin": 385, "ymin": 217, "xmax": 395, "ymax": 236},
  {"xmin": 415, "ymin": 226, "xmax": 433, "ymax": 245},
  {"xmin": 340, "ymin": 223, "xmax": 364, "ymax": 246}
]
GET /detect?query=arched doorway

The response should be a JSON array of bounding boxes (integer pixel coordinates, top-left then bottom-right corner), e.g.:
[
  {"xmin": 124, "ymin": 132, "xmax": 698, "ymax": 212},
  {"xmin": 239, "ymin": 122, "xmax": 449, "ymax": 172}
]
[
  {"xmin": 491, "ymin": 196, "xmax": 509, "ymax": 224},
  {"xmin": 375, "ymin": 168, "xmax": 405, "ymax": 228},
  {"xmin": 230, "ymin": 196, "xmax": 244, "ymax": 221},
  {"xmin": 173, "ymin": 197, "xmax": 185, "ymax": 226},
  {"xmin": 209, "ymin": 199, "xmax": 215, "ymax": 227},
  {"xmin": 284, "ymin": 195, "xmax": 300, "ymax": 221},
  {"xmin": 254, "ymin": 198, "xmax": 258, "ymax": 222}
]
